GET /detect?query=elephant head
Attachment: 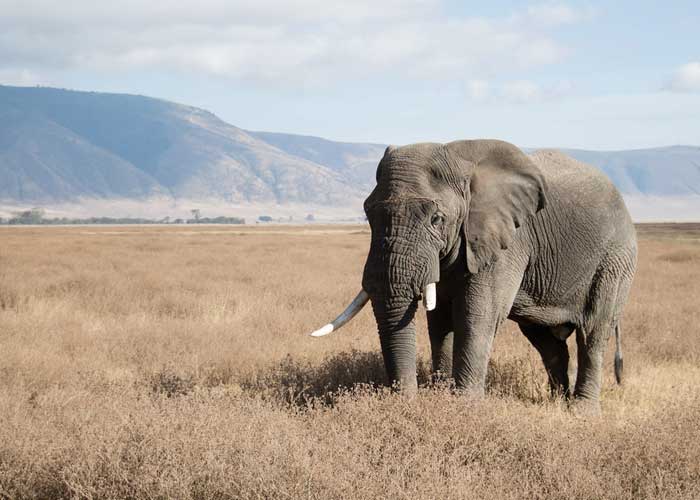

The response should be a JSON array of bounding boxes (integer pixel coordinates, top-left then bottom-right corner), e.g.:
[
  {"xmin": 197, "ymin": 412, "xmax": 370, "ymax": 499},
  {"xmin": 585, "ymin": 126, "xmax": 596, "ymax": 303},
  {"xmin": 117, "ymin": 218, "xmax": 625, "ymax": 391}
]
[{"xmin": 309, "ymin": 140, "xmax": 547, "ymax": 392}]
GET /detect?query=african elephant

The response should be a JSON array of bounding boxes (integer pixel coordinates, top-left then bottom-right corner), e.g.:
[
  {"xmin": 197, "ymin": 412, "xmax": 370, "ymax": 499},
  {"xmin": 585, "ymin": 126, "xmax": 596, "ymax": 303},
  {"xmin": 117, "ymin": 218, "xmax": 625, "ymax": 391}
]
[{"xmin": 310, "ymin": 140, "xmax": 637, "ymax": 414}]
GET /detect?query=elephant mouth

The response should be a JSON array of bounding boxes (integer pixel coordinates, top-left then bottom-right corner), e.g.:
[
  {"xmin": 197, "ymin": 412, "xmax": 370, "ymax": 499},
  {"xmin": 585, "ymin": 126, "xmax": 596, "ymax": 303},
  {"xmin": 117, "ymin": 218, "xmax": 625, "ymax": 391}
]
[{"xmin": 307, "ymin": 282, "xmax": 436, "ymax": 337}]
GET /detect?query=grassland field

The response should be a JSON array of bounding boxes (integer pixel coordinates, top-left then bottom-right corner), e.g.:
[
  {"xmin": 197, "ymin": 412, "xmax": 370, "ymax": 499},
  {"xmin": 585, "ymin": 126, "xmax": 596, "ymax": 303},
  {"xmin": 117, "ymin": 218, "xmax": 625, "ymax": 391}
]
[{"xmin": 0, "ymin": 223, "xmax": 699, "ymax": 499}]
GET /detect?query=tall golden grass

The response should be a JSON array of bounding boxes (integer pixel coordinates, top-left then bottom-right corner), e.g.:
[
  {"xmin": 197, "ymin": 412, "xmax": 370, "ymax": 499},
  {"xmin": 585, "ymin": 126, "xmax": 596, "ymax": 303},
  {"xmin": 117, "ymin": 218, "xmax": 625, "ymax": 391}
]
[{"xmin": 1, "ymin": 224, "xmax": 699, "ymax": 499}]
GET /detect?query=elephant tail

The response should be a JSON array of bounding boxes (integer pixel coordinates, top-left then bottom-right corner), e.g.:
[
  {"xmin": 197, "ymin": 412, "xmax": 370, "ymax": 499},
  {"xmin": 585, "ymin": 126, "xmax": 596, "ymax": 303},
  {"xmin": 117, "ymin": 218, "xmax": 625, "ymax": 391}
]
[{"xmin": 614, "ymin": 323, "xmax": 623, "ymax": 384}]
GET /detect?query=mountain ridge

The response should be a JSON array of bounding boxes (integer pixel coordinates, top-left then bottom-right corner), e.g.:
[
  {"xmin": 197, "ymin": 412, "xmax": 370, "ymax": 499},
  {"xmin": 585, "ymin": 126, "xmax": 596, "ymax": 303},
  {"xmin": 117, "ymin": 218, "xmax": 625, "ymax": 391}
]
[
  {"xmin": 0, "ymin": 85, "xmax": 370, "ymax": 206},
  {"xmin": 1, "ymin": 84, "xmax": 699, "ymax": 220}
]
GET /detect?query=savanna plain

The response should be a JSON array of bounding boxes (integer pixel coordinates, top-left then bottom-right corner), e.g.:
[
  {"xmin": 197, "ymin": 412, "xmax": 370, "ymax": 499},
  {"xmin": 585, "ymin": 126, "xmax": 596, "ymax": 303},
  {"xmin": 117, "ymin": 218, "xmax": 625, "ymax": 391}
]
[{"xmin": 1, "ymin": 223, "xmax": 699, "ymax": 499}]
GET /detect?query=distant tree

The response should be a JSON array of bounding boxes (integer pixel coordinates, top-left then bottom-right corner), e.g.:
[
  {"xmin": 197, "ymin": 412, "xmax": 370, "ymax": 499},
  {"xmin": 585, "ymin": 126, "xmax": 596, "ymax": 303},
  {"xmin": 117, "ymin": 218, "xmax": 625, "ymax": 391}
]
[
  {"xmin": 0, "ymin": 212, "xmax": 243, "ymax": 226},
  {"xmin": 190, "ymin": 209, "xmax": 201, "ymax": 222},
  {"xmin": 31, "ymin": 208, "xmax": 45, "ymax": 222},
  {"xmin": 10, "ymin": 207, "xmax": 45, "ymax": 224},
  {"xmin": 258, "ymin": 215, "xmax": 273, "ymax": 222},
  {"xmin": 195, "ymin": 216, "xmax": 245, "ymax": 224},
  {"xmin": 305, "ymin": 213, "xmax": 315, "ymax": 222}
]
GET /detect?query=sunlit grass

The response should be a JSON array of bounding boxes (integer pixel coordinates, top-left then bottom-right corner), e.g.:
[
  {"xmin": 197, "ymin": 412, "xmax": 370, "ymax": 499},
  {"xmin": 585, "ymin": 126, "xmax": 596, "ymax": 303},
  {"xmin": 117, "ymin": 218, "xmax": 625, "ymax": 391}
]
[{"xmin": 0, "ymin": 224, "xmax": 699, "ymax": 499}]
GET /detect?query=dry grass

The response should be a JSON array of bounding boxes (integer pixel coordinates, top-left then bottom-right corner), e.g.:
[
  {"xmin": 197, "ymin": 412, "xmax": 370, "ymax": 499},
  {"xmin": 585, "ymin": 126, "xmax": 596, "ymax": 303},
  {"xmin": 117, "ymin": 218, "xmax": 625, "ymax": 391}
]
[{"xmin": 1, "ymin": 224, "xmax": 699, "ymax": 499}]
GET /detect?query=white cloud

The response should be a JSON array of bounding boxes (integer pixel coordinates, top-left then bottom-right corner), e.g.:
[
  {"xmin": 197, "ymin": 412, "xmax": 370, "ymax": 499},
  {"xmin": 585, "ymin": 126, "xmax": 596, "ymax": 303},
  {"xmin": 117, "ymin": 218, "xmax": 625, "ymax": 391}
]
[
  {"xmin": 667, "ymin": 62, "xmax": 700, "ymax": 93},
  {"xmin": 467, "ymin": 80, "xmax": 490, "ymax": 101},
  {"xmin": 0, "ymin": 0, "xmax": 435, "ymax": 27},
  {"xmin": 501, "ymin": 80, "xmax": 542, "ymax": 102},
  {"xmin": 0, "ymin": 1, "xmax": 587, "ymax": 87},
  {"xmin": 464, "ymin": 78, "xmax": 574, "ymax": 104},
  {"xmin": 522, "ymin": 4, "xmax": 583, "ymax": 27},
  {"xmin": 0, "ymin": 67, "xmax": 44, "ymax": 86}
]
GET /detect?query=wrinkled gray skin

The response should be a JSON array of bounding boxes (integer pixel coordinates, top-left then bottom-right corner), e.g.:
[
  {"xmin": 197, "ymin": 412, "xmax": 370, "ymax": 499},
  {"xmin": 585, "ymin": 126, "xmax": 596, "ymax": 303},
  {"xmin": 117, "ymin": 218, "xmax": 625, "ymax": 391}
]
[{"xmin": 362, "ymin": 140, "xmax": 637, "ymax": 414}]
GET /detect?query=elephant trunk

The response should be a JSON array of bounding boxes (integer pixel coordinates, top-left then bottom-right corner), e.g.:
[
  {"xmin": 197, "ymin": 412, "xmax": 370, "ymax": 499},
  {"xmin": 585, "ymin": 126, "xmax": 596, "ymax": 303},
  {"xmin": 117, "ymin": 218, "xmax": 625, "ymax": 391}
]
[
  {"xmin": 361, "ymin": 231, "xmax": 441, "ymax": 392},
  {"xmin": 370, "ymin": 296, "xmax": 418, "ymax": 392}
]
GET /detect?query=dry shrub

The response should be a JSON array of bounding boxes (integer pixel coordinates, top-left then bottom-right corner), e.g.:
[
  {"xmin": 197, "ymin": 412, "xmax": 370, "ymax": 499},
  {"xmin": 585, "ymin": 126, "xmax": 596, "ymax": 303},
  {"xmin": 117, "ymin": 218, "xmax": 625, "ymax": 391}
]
[
  {"xmin": 240, "ymin": 350, "xmax": 389, "ymax": 406},
  {"xmin": 149, "ymin": 366, "xmax": 197, "ymax": 397},
  {"xmin": 0, "ymin": 283, "xmax": 20, "ymax": 310},
  {"xmin": 657, "ymin": 249, "xmax": 698, "ymax": 263},
  {"xmin": 486, "ymin": 355, "xmax": 549, "ymax": 403},
  {"xmin": 0, "ymin": 224, "xmax": 699, "ymax": 499}
]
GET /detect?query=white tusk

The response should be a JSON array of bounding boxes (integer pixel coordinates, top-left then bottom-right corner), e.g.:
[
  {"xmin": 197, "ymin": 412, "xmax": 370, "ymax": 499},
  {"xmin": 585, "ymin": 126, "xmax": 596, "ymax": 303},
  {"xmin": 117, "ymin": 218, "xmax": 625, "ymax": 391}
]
[
  {"xmin": 309, "ymin": 290, "xmax": 370, "ymax": 337},
  {"xmin": 423, "ymin": 283, "xmax": 436, "ymax": 311}
]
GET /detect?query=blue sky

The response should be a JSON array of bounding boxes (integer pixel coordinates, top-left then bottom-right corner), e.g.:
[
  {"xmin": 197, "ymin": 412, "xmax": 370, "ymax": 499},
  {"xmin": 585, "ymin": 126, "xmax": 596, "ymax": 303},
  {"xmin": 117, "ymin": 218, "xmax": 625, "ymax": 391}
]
[{"xmin": 1, "ymin": 1, "xmax": 698, "ymax": 149}]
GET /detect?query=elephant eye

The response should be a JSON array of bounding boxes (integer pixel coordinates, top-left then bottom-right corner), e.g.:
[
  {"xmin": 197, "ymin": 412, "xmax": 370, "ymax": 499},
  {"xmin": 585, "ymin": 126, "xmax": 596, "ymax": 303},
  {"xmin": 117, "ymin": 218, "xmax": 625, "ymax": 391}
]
[{"xmin": 430, "ymin": 213, "xmax": 444, "ymax": 228}]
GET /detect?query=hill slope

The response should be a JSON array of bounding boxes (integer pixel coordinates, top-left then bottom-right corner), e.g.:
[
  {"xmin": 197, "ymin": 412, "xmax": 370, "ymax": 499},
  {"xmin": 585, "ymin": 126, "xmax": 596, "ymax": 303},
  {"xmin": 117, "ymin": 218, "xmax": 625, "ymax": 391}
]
[
  {"xmin": 0, "ymin": 85, "xmax": 366, "ymax": 206},
  {"xmin": 246, "ymin": 130, "xmax": 385, "ymax": 194},
  {"xmin": 562, "ymin": 146, "xmax": 700, "ymax": 197}
]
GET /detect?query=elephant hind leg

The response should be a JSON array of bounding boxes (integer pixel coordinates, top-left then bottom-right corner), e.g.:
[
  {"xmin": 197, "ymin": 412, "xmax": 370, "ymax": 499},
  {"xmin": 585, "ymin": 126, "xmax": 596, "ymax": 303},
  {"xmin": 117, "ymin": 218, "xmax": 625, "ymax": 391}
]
[
  {"xmin": 572, "ymin": 262, "xmax": 633, "ymax": 415},
  {"xmin": 572, "ymin": 321, "xmax": 612, "ymax": 415},
  {"xmin": 519, "ymin": 322, "xmax": 573, "ymax": 399},
  {"xmin": 427, "ymin": 301, "xmax": 453, "ymax": 381}
]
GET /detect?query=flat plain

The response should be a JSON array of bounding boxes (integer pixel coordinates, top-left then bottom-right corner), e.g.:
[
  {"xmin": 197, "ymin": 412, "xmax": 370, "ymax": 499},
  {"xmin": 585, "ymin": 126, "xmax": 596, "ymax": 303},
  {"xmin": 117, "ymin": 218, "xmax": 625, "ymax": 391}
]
[{"xmin": 1, "ymin": 223, "xmax": 699, "ymax": 499}]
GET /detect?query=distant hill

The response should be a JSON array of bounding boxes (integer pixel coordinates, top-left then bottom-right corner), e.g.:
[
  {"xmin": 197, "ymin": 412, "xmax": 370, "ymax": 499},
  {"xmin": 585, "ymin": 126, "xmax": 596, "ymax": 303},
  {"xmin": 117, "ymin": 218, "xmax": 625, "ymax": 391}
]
[
  {"xmin": 245, "ymin": 131, "xmax": 385, "ymax": 194},
  {"xmin": 561, "ymin": 147, "xmax": 700, "ymax": 197},
  {"xmin": 0, "ymin": 85, "xmax": 372, "ymax": 207},
  {"xmin": 1, "ymin": 84, "xmax": 699, "ymax": 220}
]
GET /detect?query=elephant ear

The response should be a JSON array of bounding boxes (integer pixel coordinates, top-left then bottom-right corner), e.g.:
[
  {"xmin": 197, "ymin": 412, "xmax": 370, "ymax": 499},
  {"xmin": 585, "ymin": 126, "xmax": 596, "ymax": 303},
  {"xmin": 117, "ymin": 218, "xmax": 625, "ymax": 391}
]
[{"xmin": 447, "ymin": 141, "xmax": 548, "ymax": 274}]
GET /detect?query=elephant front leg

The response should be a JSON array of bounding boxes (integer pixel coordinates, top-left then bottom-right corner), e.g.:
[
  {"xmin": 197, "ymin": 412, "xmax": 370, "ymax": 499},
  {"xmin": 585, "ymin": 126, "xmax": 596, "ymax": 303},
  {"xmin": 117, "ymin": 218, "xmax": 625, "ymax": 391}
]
[
  {"xmin": 427, "ymin": 301, "xmax": 453, "ymax": 382},
  {"xmin": 451, "ymin": 295, "xmax": 501, "ymax": 397}
]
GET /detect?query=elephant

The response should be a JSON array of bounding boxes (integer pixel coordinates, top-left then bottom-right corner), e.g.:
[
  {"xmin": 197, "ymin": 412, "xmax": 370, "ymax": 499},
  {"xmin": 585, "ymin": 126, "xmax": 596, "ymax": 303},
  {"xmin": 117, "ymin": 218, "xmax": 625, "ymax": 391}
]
[{"xmin": 310, "ymin": 139, "xmax": 637, "ymax": 414}]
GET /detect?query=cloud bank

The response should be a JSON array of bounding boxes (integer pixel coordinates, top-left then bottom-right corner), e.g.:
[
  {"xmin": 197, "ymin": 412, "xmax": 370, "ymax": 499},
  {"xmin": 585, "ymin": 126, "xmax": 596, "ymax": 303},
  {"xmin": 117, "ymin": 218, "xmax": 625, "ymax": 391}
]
[
  {"xmin": 0, "ymin": 1, "xmax": 587, "ymax": 86},
  {"xmin": 667, "ymin": 62, "xmax": 700, "ymax": 93}
]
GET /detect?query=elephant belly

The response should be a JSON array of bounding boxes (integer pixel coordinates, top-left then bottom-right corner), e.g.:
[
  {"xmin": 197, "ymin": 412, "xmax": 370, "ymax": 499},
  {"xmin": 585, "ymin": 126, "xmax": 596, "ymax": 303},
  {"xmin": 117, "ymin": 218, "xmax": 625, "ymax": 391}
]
[{"xmin": 509, "ymin": 290, "xmax": 579, "ymax": 329}]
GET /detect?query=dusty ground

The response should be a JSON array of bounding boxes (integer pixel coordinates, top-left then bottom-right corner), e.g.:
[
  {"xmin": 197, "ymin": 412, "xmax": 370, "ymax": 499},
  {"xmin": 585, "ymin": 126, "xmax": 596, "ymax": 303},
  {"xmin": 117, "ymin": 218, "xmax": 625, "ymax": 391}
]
[{"xmin": 0, "ymin": 223, "xmax": 699, "ymax": 499}]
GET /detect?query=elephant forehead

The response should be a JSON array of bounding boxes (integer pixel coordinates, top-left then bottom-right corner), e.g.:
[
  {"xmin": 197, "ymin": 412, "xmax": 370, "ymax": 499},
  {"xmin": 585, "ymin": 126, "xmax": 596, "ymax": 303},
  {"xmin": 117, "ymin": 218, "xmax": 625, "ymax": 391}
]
[
  {"xmin": 373, "ymin": 165, "xmax": 450, "ymax": 202},
  {"xmin": 383, "ymin": 146, "xmax": 446, "ymax": 177},
  {"xmin": 381, "ymin": 159, "xmax": 431, "ymax": 184},
  {"xmin": 365, "ymin": 198, "xmax": 435, "ymax": 217},
  {"xmin": 366, "ymin": 179, "xmax": 460, "ymax": 219},
  {"xmin": 377, "ymin": 150, "xmax": 462, "ymax": 195},
  {"xmin": 389, "ymin": 142, "xmax": 443, "ymax": 158}
]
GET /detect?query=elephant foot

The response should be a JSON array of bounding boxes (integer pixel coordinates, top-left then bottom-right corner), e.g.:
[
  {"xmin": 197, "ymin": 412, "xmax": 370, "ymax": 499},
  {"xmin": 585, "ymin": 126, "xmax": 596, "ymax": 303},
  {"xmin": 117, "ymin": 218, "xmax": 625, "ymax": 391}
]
[
  {"xmin": 549, "ymin": 386, "xmax": 572, "ymax": 403},
  {"xmin": 390, "ymin": 379, "xmax": 418, "ymax": 399},
  {"xmin": 570, "ymin": 398, "xmax": 602, "ymax": 417},
  {"xmin": 453, "ymin": 385, "xmax": 486, "ymax": 401},
  {"xmin": 430, "ymin": 370, "xmax": 454, "ymax": 387}
]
